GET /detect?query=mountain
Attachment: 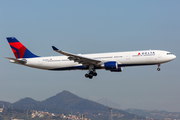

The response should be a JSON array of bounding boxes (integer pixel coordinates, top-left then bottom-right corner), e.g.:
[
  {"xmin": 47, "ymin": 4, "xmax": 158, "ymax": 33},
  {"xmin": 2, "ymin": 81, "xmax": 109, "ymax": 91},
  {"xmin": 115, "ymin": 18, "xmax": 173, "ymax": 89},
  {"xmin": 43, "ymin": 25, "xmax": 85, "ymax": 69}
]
[
  {"xmin": 43, "ymin": 91, "xmax": 111, "ymax": 113},
  {"xmin": 0, "ymin": 91, "xmax": 145, "ymax": 120},
  {"xmin": 13, "ymin": 97, "xmax": 44, "ymax": 111},
  {"xmin": 1, "ymin": 92, "xmax": 180, "ymax": 120},
  {"xmin": 42, "ymin": 90, "xmax": 84, "ymax": 109},
  {"xmin": 0, "ymin": 101, "xmax": 12, "ymax": 108},
  {"xmin": 41, "ymin": 90, "xmax": 140, "ymax": 119}
]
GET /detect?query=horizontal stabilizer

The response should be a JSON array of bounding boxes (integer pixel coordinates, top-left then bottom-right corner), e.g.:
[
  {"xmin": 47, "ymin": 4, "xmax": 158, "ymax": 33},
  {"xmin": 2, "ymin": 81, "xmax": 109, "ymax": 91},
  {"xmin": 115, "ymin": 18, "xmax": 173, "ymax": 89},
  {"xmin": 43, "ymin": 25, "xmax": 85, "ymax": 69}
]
[{"xmin": 5, "ymin": 57, "xmax": 27, "ymax": 64}]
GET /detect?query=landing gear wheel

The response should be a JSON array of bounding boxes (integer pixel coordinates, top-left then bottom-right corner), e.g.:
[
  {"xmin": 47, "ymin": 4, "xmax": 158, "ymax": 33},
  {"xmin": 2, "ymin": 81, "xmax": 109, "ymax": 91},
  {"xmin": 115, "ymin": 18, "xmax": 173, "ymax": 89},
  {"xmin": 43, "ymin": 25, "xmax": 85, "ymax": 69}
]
[
  {"xmin": 157, "ymin": 68, "xmax": 160, "ymax": 71},
  {"xmin": 85, "ymin": 74, "xmax": 89, "ymax": 78},
  {"xmin": 85, "ymin": 73, "xmax": 93, "ymax": 79},
  {"xmin": 93, "ymin": 72, "xmax": 97, "ymax": 76},
  {"xmin": 89, "ymin": 74, "xmax": 93, "ymax": 79},
  {"xmin": 89, "ymin": 71, "xmax": 97, "ymax": 76}
]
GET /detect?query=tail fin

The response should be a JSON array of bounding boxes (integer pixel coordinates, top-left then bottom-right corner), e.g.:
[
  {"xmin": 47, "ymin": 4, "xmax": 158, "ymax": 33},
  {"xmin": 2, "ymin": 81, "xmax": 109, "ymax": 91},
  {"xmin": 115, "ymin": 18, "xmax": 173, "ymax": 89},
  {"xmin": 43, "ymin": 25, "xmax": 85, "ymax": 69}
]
[{"xmin": 6, "ymin": 37, "xmax": 39, "ymax": 59}]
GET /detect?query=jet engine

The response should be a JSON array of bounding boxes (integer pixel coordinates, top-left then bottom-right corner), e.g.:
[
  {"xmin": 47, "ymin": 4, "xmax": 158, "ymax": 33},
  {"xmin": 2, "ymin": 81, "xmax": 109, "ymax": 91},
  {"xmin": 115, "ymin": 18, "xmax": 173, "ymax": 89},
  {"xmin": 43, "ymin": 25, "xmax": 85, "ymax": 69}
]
[
  {"xmin": 104, "ymin": 61, "xmax": 118, "ymax": 70},
  {"xmin": 104, "ymin": 61, "xmax": 123, "ymax": 72}
]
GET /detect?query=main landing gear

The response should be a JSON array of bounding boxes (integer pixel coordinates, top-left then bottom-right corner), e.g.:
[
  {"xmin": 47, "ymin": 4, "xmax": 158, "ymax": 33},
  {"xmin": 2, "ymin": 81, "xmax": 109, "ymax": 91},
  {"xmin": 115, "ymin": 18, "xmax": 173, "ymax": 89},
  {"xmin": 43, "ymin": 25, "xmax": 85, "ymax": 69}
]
[
  {"xmin": 157, "ymin": 64, "xmax": 161, "ymax": 71},
  {"xmin": 85, "ymin": 64, "xmax": 97, "ymax": 79},
  {"xmin": 85, "ymin": 71, "xmax": 97, "ymax": 79}
]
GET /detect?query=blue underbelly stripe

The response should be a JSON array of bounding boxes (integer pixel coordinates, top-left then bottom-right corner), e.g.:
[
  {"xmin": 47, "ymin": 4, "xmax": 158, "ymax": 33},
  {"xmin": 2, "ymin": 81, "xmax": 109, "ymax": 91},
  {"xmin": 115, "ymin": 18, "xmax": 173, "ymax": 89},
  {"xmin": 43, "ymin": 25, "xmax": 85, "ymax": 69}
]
[{"xmin": 49, "ymin": 63, "xmax": 158, "ymax": 71}]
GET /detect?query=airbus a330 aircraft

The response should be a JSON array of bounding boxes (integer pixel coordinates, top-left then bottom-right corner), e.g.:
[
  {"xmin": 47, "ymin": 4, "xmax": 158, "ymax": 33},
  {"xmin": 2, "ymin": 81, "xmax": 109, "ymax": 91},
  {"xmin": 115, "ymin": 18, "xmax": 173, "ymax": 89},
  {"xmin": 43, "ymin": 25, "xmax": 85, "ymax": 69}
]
[{"xmin": 6, "ymin": 37, "xmax": 176, "ymax": 79}]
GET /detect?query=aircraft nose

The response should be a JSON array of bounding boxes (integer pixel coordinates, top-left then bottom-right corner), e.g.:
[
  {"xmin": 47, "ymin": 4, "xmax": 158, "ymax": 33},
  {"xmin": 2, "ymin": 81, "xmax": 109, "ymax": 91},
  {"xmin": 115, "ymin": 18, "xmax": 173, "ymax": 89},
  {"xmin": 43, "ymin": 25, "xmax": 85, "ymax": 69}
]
[{"xmin": 173, "ymin": 55, "xmax": 176, "ymax": 59}]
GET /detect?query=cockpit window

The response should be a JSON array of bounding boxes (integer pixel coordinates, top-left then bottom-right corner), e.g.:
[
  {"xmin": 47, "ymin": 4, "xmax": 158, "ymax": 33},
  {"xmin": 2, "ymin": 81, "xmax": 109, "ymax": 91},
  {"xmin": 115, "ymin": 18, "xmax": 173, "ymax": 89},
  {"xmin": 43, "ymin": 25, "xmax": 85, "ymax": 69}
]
[{"xmin": 167, "ymin": 53, "xmax": 173, "ymax": 55}]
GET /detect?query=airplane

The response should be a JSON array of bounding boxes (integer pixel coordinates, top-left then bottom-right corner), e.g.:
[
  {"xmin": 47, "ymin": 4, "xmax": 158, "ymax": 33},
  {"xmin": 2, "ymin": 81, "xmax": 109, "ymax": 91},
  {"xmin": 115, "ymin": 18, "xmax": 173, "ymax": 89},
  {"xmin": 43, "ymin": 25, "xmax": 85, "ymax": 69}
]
[{"xmin": 6, "ymin": 37, "xmax": 176, "ymax": 79}]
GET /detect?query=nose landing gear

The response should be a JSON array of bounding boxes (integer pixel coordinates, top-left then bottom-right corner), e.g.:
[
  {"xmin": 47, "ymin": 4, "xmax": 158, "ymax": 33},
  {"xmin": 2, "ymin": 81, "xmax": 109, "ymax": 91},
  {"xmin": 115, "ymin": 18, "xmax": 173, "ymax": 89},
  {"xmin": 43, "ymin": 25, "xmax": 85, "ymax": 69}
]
[{"xmin": 157, "ymin": 64, "xmax": 161, "ymax": 71}]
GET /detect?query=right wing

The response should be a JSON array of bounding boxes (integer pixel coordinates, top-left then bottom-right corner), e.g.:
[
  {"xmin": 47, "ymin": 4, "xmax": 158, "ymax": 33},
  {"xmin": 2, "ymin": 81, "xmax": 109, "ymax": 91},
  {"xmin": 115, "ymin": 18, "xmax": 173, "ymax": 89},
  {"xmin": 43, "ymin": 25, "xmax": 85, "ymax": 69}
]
[{"xmin": 52, "ymin": 46, "xmax": 103, "ymax": 66}]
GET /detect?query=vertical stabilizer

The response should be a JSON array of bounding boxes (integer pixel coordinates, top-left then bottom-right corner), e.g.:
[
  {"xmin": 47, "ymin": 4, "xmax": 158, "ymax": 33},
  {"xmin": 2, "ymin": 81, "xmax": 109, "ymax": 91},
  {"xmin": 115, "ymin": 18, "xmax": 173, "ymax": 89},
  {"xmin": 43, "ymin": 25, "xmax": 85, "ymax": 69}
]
[{"xmin": 7, "ymin": 37, "xmax": 39, "ymax": 59}]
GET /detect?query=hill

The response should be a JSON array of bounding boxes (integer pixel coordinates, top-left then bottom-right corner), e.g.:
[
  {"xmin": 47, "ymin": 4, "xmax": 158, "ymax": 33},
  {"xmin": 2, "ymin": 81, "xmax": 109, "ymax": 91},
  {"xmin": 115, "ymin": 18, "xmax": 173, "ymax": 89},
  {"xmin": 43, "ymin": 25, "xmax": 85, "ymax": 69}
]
[
  {"xmin": 0, "ymin": 91, "xmax": 144, "ymax": 120},
  {"xmin": 0, "ymin": 101, "xmax": 11, "ymax": 108}
]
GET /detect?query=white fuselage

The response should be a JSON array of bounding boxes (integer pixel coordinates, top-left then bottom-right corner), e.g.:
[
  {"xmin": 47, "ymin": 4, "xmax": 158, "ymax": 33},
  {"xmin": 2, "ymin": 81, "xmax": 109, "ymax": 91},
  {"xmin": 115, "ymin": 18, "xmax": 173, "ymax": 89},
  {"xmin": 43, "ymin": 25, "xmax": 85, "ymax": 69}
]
[{"xmin": 14, "ymin": 50, "xmax": 176, "ymax": 71}]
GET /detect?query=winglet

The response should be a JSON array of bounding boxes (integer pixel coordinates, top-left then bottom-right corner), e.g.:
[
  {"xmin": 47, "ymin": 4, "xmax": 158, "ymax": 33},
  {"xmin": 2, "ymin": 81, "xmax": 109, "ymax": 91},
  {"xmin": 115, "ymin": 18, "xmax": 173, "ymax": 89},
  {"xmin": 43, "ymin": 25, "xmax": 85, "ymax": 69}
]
[{"xmin": 52, "ymin": 46, "xmax": 59, "ymax": 51}]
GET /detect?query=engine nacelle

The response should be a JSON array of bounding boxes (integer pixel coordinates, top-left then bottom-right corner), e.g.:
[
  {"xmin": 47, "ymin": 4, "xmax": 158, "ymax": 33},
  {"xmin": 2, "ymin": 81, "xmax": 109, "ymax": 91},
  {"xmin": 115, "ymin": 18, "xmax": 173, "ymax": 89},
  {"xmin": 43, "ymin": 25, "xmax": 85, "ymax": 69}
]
[
  {"xmin": 104, "ymin": 61, "xmax": 118, "ymax": 70},
  {"xmin": 110, "ymin": 67, "xmax": 123, "ymax": 72}
]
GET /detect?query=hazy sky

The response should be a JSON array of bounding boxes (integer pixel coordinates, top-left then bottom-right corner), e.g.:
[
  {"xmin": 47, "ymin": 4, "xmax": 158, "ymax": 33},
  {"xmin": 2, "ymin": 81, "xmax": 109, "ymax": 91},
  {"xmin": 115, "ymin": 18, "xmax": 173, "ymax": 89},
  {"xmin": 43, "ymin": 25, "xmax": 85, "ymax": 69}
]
[{"xmin": 0, "ymin": 0, "xmax": 180, "ymax": 112}]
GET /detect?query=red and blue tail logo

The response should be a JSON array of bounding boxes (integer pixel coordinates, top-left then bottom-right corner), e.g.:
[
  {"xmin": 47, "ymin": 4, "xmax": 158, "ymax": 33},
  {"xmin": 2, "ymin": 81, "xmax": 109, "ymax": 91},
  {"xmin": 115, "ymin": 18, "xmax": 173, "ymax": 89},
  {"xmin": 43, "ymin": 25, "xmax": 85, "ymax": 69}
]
[{"xmin": 7, "ymin": 37, "xmax": 39, "ymax": 59}]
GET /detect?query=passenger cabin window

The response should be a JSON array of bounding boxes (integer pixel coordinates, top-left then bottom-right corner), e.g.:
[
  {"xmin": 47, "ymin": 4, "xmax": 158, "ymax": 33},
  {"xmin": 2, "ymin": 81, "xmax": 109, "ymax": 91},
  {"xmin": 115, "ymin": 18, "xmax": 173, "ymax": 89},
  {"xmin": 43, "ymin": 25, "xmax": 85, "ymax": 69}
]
[
  {"xmin": 114, "ymin": 56, "xmax": 122, "ymax": 58},
  {"xmin": 167, "ymin": 53, "xmax": 172, "ymax": 55}
]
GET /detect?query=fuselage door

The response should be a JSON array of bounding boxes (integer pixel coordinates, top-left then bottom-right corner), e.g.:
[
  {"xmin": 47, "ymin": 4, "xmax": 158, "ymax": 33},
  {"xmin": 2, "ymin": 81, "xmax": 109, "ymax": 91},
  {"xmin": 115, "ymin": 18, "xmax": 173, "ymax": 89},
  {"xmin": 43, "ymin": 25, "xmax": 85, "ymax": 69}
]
[
  {"xmin": 126, "ymin": 54, "xmax": 130, "ymax": 60},
  {"xmin": 158, "ymin": 53, "xmax": 162, "ymax": 58},
  {"xmin": 38, "ymin": 58, "xmax": 42, "ymax": 65}
]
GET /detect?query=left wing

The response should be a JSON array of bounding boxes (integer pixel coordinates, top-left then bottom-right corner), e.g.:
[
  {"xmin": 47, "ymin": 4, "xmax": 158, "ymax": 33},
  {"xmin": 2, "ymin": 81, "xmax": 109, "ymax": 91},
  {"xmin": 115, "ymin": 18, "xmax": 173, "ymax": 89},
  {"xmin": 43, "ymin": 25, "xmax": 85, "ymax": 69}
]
[{"xmin": 52, "ymin": 46, "xmax": 102, "ymax": 65}]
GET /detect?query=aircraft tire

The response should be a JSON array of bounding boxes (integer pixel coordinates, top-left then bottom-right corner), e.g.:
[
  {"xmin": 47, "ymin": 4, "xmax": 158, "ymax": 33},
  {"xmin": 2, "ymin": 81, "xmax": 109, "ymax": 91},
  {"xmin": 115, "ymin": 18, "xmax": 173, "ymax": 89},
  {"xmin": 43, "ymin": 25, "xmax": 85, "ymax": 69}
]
[
  {"xmin": 89, "ymin": 74, "xmax": 93, "ymax": 79},
  {"xmin": 93, "ymin": 72, "xmax": 97, "ymax": 76},
  {"xmin": 85, "ymin": 74, "xmax": 89, "ymax": 78}
]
